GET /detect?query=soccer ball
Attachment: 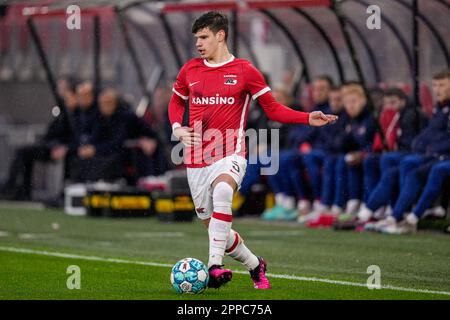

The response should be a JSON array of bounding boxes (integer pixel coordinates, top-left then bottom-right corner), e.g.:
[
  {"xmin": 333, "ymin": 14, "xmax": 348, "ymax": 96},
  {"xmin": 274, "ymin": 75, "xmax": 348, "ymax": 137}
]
[{"xmin": 170, "ymin": 258, "xmax": 209, "ymax": 294}]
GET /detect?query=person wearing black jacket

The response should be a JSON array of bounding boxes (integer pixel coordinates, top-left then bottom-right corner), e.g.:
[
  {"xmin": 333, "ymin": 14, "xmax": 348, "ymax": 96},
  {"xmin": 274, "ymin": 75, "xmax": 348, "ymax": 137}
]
[
  {"xmin": 0, "ymin": 89, "xmax": 78, "ymax": 200},
  {"xmin": 123, "ymin": 110, "xmax": 168, "ymax": 184},
  {"xmin": 70, "ymin": 88, "xmax": 127, "ymax": 182}
]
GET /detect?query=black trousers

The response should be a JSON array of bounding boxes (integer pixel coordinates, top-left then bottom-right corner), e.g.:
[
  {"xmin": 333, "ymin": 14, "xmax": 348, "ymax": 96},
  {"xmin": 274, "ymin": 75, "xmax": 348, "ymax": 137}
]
[{"xmin": 5, "ymin": 144, "xmax": 51, "ymax": 198}]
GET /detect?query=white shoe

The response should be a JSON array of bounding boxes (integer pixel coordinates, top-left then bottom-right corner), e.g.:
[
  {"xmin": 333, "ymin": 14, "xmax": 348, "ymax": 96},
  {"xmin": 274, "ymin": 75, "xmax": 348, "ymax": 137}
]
[
  {"xmin": 422, "ymin": 206, "xmax": 446, "ymax": 219},
  {"xmin": 385, "ymin": 206, "xmax": 393, "ymax": 217},
  {"xmin": 297, "ymin": 211, "xmax": 320, "ymax": 224},
  {"xmin": 405, "ymin": 213, "xmax": 419, "ymax": 226},
  {"xmin": 346, "ymin": 199, "xmax": 360, "ymax": 216},
  {"xmin": 373, "ymin": 216, "xmax": 396, "ymax": 232},
  {"xmin": 312, "ymin": 200, "xmax": 328, "ymax": 213},
  {"xmin": 373, "ymin": 206, "xmax": 386, "ymax": 220},
  {"xmin": 357, "ymin": 204, "xmax": 373, "ymax": 222},
  {"xmin": 380, "ymin": 219, "xmax": 417, "ymax": 235},
  {"xmin": 331, "ymin": 205, "xmax": 343, "ymax": 216},
  {"xmin": 297, "ymin": 199, "xmax": 311, "ymax": 216}
]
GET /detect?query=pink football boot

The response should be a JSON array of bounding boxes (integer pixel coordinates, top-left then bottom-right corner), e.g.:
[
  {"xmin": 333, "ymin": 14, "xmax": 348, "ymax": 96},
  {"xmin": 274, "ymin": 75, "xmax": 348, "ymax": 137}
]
[
  {"xmin": 208, "ymin": 265, "xmax": 233, "ymax": 288},
  {"xmin": 249, "ymin": 257, "xmax": 270, "ymax": 289}
]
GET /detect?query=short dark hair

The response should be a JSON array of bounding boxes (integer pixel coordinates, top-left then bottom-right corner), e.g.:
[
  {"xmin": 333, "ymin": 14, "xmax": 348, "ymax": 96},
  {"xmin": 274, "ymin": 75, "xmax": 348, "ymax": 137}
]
[
  {"xmin": 433, "ymin": 69, "xmax": 450, "ymax": 81},
  {"xmin": 192, "ymin": 11, "xmax": 229, "ymax": 41},
  {"xmin": 384, "ymin": 87, "xmax": 407, "ymax": 101},
  {"xmin": 315, "ymin": 75, "xmax": 335, "ymax": 88}
]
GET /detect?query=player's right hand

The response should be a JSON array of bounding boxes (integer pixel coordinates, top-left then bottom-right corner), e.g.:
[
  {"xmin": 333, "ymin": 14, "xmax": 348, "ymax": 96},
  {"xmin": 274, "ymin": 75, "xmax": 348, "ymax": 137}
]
[{"xmin": 173, "ymin": 126, "xmax": 202, "ymax": 147}]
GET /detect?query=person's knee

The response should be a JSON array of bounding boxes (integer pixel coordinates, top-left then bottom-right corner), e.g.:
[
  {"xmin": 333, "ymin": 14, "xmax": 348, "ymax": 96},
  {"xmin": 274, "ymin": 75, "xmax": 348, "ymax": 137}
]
[{"xmin": 212, "ymin": 181, "xmax": 234, "ymax": 212}]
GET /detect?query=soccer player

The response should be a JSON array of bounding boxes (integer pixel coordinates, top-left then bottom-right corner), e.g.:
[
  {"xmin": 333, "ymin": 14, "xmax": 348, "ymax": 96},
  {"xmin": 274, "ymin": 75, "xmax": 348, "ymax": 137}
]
[{"xmin": 168, "ymin": 12, "xmax": 337, "ymax": 289}]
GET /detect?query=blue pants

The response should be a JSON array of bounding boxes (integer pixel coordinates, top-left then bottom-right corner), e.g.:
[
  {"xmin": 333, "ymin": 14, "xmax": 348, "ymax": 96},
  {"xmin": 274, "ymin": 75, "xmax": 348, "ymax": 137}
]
[
  {"xmin": 334, "ymin": 155, "xmax": 364, "ymax": 208},
  {"xmin": 392, "ymin": 158, "xmax": 438, "ymax": 220},
  {"xmin": 303, "ymin": 150, "xmax": 326, "ymax": 200},
  {"xmin": 267, "ymin": 150, "xmax": 302, "ymax": 198},
  {"xmin": 363, "ymin": 152, "xmax": 405, "ymax": 203},
  {"xmin": 363, "ymin": 153, "xmax": 381, "ymax": 203},
  {"xmin": 240, "ymin": 160, "xmax": 262, "ymax": 197},
  {"xmin": 241, "ymin": 148, "xmax": 283, "ymax": 196},
  {"xmin": 366, "ymin": 154, "xmax": 426, "ymax": 212},
  {"xmin": 413, "ymin": 161, "xmax": 450, "ymax": 218},
  {"xmin": 320, "ymin": 154, "xmax": 339, "ymax": 206}
]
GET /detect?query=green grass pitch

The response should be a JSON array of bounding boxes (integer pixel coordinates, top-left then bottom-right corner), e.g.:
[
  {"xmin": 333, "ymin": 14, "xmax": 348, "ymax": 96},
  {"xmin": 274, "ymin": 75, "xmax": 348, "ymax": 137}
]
[{"xmin": 0, "ymin": 205, "xmax": 449, "ymax": 300}]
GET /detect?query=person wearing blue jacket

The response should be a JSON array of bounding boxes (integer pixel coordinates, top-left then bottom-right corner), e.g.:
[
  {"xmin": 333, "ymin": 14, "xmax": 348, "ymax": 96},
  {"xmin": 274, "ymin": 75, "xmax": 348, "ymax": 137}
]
[
  {"xmin": 376, "ymin": 70, "xmax": 450, "ymax": 234},
  {"xmin": 356, "ymin": 88, "xmax": 426, "ymax": 221},
  {"xmin": 329, "ymin": 84, "xmax": 377, "ymax": 217},
  {"xmin": 262, "ymin": 75, "xmax": 334, "ymax": 221},
  {"xmin": 358, "ymin": 70, "xmax": 450, "ymax": 233},
  {"xmin": 298, "ymin": 86, "xmax": 346, "ymax": 222}
]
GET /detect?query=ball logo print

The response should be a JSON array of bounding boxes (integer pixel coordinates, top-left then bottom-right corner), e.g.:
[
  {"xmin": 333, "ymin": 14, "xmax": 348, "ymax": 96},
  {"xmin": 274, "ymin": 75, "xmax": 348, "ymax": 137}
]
[{"xmin": 170, "ymin": 258, "xmax": 209, "ymax": 294}]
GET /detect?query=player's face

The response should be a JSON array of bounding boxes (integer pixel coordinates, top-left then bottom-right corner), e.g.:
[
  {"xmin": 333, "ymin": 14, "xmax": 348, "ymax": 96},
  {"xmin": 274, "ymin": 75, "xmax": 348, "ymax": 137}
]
[
  {"xmin": 343, "ymin": 93, "xmax": 366, "ymax": 118},
  {"xmin": 383, "ymin": 96, "xmax": 405, "ymax": 111},
  {"xmin": 432, "ymin": 78, "xmax": 450, "ymax": 102},
  {"xmin": 194, "ymin": 28, "xmax": 221, "ymax": 59}
]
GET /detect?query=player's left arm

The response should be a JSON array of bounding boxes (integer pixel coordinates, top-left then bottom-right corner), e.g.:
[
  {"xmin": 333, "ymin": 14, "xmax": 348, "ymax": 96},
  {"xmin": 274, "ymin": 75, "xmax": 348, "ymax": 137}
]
[
  {"xmin": 256, "ymin": 92, "xmax": 337, "ymax": 126},
  {"xmin": 244, "ymin": 63, "xmax": 337, "ymax": 126}
]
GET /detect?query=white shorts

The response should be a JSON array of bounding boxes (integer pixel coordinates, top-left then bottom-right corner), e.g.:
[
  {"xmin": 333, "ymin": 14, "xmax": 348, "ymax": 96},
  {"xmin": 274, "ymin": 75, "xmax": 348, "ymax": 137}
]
[{"xmin": 186, "ymin": 154, "xmax": 247, "ymax": 220}]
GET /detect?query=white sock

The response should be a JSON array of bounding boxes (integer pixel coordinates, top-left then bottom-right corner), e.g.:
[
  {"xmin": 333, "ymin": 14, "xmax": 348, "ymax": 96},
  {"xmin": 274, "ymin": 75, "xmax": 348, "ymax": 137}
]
[
  {"xmin": 225, "ymin": 229, "xmax": 259, "ymax": 271},
  {"xmin": 357, "ymin": 204, "xmax": 373, "ymax": 222},
  {"xmin": 208, "ymin": 182, "xmax": 234, "ymax": 268}
]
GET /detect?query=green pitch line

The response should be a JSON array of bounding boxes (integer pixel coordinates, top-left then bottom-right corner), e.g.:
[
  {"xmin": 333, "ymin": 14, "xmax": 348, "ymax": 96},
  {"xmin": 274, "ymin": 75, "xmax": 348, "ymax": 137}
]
[{"xmin": 0, "ymin": 206, "xmax": 450, "ymax": 299}]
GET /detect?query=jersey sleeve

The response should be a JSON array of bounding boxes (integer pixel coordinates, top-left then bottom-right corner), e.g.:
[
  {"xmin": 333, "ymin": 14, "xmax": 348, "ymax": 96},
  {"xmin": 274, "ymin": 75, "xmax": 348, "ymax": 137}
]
[
  {"xmin": 257, "ymin": 91, "xmax": 310, "ymax": 125},
  {"xmin": 243, "ymin": 62, "xmax": 271, "ymax": 100},
  {"xmin": 172, "ymin": 63, "xmax": 189, "ymax": 101}
]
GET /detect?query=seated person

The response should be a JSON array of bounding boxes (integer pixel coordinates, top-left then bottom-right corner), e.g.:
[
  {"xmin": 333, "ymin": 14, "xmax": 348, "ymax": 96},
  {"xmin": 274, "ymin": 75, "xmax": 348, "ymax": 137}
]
[
  {"xmin": 70, "ymin": 88, "xmax": 128, "ymax": 182},
  {"xmin": 325, "ymin": 83, "xmax": 376, "ymax": 218},
  {"xmin": 359, "ymin": 88, "xmax": 426, "ymax": 219},
  {"xmin": 70, "ymin": 81, "xmax": 98, "ymax": 150},
  {"xmin": 299, "ymin": 86, "xmax": 346, "ymax": 222},
  {"xmin": 123, "ymin": 109, "xmax": 168, "ymax": 184},
  {"xmin": 0, "ymin": 85, "xmax": 78, "ymax": 201},
  {"xmin": 262, "ymin": 75, "xmax": 334, "ymax": 221},
  {"xmin": 371, "ymin": 69, "xmax": 450, "ymax": 234}
]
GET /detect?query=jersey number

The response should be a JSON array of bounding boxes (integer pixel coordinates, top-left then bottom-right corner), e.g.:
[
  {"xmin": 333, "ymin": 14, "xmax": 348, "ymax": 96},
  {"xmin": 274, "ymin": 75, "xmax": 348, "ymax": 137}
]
[{"xmin": 231, "ymin": 161, "xmax": 240, "ymax": 173}]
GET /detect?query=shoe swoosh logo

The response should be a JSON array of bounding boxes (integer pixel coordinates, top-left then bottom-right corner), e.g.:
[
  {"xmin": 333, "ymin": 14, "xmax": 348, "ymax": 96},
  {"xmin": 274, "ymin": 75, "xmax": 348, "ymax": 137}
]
[
  {"xmin": 213, "ymin": 238, "xmax": 226, "ymax": 242},
  {"xmin": 189, "ymin": 81, "xmax": 200, "ymax": 87}
]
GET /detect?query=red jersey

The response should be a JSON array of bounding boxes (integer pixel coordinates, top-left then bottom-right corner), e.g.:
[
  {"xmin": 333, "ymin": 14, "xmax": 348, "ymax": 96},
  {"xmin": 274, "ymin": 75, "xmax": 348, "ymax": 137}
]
[{"xmin": 168, "ymin": 55, "xmax": 310, "ymax": 168}]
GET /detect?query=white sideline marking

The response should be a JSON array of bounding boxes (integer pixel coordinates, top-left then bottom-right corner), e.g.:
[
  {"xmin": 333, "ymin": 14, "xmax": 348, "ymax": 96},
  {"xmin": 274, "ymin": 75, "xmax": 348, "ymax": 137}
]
[
  {"xmin": 0, "ymin": 246, "xmax": 449, "ymax": 297},
  {"xmin": 124, "ymin": 232, "xmax": 185, "ymax": 238}
]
